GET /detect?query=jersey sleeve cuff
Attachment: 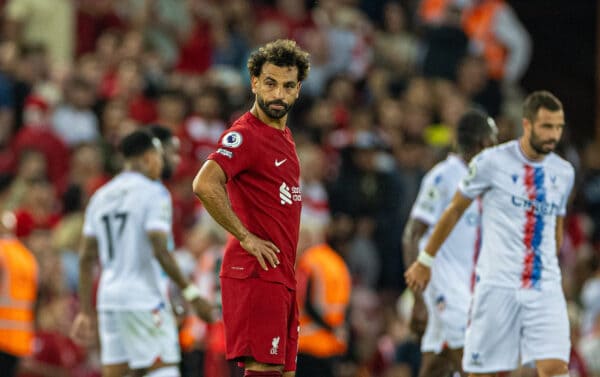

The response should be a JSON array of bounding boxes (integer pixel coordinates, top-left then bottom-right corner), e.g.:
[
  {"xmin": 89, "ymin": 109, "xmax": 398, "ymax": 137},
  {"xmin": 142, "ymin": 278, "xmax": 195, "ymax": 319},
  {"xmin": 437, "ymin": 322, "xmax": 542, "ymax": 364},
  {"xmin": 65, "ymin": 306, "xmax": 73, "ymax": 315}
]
[
  {"xmin": 458, "ymin": 186, "xmax": 478, "ymax": 199},
  {"xmin": 409, "ymin": 211, "xmax": 435, "ymax": 226},
  {"xmin": 145, "ymin": 222, "xmax": 171, "ymax": 233}
]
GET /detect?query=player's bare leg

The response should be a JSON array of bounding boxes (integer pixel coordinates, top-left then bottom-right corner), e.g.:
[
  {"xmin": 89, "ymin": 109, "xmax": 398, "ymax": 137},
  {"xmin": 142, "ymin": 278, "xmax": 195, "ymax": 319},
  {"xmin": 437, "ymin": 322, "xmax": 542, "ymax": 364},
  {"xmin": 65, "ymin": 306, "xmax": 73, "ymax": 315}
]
[
  {"xmin": 447, "ymin": 347, "xmax": 466, "ymax": 377},
  {"xmin": 535, "ymin": 359, "xmax": 568, "ymax": 377},
  {"xmin": 102, "ymin": 362, "xmax": 129, "ymax": 377},
  {"xmin": 418, "ymin": 351, "xmax": 453, "ymax": 377}
]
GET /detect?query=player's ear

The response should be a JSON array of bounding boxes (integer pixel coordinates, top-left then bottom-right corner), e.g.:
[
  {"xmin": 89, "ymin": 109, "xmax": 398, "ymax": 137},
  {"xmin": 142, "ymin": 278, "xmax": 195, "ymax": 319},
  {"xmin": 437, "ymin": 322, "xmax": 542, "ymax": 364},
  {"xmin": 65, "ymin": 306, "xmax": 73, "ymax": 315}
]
[
  {"xmin": 522, "ymin": 117, "xmax": 531, "ymax": 133},
  {"xmin": 251, "ymin": 76, "xmax": 258, "ymax": 94},
  {"xmin": 295, "ymin": 82, "xmax": 302, "ymax": 98}
]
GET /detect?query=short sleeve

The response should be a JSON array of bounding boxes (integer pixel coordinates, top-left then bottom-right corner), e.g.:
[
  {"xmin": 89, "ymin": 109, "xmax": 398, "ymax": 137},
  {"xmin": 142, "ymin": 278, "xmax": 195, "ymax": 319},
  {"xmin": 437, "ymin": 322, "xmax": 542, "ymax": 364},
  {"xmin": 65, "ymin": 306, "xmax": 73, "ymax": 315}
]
[
  {"xmin": 207, "ymin": 127, "xmax": 255, "ymax": 181},
  {"xmin": 558, "ymin": 166, "xmax": 575, "ymax": 216},
  {"xmin": 459, "ymin": 150, "xmax": 494, "ymax": 199},
  {"xmin": 410, "ymin": 172, "xmax": 449, "ymax": 226},
  {"xmin": 144, "ymin": 186, "xmax": 172, "ymax": 233},
  {"xmin": 82, "ymin": 197, "xmax": 96, "ymax": 237}
]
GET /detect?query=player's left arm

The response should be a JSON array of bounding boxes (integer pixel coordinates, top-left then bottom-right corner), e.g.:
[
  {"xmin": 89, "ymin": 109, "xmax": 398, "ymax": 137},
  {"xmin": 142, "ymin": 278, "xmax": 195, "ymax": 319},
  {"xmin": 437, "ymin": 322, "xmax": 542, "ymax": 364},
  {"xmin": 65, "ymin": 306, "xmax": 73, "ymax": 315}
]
[
  {"xmin": 555, "ymin": 216, "xmax": 564, "ymax": 256},
  {"xmin": 149, "ymin": 231, "xmax": 215, "ymax": 323}
]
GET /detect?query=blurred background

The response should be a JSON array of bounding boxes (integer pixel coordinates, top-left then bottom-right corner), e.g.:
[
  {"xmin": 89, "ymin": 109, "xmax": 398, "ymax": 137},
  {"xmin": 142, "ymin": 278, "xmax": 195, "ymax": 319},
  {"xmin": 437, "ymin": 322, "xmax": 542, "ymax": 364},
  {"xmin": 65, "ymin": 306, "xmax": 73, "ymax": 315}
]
[{"xmin": 0, "ymin": 0, "xmax": 598, "ymax": 376}]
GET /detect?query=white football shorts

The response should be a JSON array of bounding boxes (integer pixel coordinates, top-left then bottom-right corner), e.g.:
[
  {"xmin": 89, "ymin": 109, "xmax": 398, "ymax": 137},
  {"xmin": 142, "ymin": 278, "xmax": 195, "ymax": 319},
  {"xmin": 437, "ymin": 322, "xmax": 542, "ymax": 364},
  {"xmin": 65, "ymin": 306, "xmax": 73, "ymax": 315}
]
[
  {"xmin": 421, "ymin": 284, "xmax": 469, "ymax": 353},
  {"xmin": 98, "ymin": 304, "xmax": 181, "ymax": 369},
  {"xmin": 462, "ymin": 283, "xmax": 570, "ymax": 373}
]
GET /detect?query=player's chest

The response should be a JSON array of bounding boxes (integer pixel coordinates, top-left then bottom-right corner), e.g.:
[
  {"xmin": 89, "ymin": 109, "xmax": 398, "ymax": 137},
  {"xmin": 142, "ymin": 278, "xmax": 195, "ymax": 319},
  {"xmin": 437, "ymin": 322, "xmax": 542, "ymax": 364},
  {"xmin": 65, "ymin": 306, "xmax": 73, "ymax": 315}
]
[
  {"xmin": 493, "ymin": 163, "xmax": 567, "ymax": 215},
  {"xmin": 251, "ymin": 134, "xmax": 300, "ymax": 183}
]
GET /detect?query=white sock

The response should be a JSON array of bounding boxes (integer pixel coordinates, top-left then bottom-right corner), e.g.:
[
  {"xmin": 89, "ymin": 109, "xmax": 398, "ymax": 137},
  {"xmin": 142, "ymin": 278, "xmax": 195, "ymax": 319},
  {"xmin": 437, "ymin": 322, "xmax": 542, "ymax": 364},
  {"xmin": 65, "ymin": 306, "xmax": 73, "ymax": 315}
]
[
  {"xmin": 144, "ymin": 366, "xmax": 180, "ymax": 377},
  {"xmin": 552, "ymin": 374, "xmax": 569, "ymax": 377}
]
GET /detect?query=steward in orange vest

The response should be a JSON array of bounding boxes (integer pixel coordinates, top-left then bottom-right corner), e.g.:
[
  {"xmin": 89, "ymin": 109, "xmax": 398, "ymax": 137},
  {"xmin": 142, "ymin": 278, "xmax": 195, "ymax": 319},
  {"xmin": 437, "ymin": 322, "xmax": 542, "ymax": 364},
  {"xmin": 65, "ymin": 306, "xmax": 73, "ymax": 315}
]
[
  {"xmin": 0, "ymin": 211, "xmax": 39, "ymax": 376},
  {"xmin": 419, "ymin": 0, "xmax": 454, "ymax": 25},
  {"xmin": 462, "ymin": 0, "xmax": 531, "ymax": 82},
  {"xmin": 296, "ymin": 221, "xmax": 351, "ymax": 377}
]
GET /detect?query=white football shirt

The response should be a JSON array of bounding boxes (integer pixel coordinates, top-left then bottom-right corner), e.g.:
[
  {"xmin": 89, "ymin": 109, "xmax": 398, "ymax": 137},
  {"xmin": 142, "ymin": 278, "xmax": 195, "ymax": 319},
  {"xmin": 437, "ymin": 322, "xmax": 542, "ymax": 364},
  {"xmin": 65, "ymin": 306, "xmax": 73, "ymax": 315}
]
[
  {"xmin": 411, "ymin": 154, "xmax": 481, "ymax": 306},
  {"xmin": 83, "ymin": 171, "xmax": 173, "ymax": 310},
  {"xmin": 459, "ymin": 140, "xmax": 575, "ymax": 289}
]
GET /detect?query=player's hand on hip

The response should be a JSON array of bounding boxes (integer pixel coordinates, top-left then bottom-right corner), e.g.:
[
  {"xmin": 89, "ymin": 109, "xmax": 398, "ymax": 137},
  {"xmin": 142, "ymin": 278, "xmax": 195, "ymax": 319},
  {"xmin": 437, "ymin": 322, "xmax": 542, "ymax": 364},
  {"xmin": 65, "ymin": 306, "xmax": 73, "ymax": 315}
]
[
  {"xmin": 240, "ymin": 233, "xmax": 280, "ymax": 270},
  {"xmin": 70, "ymin": 312, "xmax": 96, "ymax": 347},
  {"xmin": 404, "ymin": 261, "xmax": 431, "ymax": 293},
  {"xmin": 190, "ymin": 296, "xmax": 216, "ymax": 324}
]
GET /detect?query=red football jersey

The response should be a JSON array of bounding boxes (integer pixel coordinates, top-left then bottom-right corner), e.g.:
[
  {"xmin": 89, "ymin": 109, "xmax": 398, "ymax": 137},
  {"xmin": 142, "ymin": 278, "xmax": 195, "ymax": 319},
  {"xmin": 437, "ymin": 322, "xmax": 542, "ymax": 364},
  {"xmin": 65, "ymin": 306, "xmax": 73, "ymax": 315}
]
[{"xmin": 207, "ymin": 112, "xmax": 302, "ymax": 289}]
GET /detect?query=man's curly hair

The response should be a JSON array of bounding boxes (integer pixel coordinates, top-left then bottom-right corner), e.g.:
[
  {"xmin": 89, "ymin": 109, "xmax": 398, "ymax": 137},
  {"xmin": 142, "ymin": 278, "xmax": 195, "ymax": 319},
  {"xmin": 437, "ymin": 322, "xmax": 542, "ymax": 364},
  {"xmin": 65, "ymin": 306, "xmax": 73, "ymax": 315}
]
[{"xmin": 247, "ymin": 39, "xmax": 310, "ymax": 82}]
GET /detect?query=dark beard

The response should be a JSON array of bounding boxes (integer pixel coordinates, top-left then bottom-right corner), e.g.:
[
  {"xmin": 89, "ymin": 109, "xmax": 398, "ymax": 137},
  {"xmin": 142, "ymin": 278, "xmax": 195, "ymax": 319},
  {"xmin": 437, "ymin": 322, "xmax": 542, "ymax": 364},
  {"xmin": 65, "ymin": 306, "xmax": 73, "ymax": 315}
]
[
  {"xmin": 257, "ymin": 96, "xmax": 291, "ymax": 120},
  {"xmin": 529, "ymin": 135, "xmax": 556, "ymax": 155},
  {"xmin": 161, "ymin": 158, "xmax": 173, "ymax": 180}
]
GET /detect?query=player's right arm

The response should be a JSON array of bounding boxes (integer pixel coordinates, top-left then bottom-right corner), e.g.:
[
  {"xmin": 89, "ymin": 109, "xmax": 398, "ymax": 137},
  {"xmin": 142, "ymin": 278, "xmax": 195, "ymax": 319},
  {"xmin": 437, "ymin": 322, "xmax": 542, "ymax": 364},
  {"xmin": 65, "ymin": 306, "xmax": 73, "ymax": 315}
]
[
  {"xmin": 405, "ymin": 150, "xmax": 493, "ymax": 292},
  {"xmin": 192, "ymin": 160, "xmax": 280, "ymax": 271},
  {"xmin": 405, "ymin": 192, "xmax": 473, "ymax": 292},
  {"xmin": 71, "ymin": 235, "xmax": 98, "ymax": 346}
]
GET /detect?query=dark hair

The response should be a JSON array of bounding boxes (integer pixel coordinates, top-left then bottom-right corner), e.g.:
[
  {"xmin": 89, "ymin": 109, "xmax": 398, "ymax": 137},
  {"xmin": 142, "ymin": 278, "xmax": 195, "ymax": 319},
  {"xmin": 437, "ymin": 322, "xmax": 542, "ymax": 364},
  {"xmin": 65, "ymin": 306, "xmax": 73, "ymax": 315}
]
[
  {"xmin": 147, "ymin": 124, "xmax": 172, "ymax": 143},
  {"xmin": 247, "ymin": 39, "xmax": 310, "ymax": 82},
  {"xmin": 119, "ymin": 129, "xmax": 158, "ymax": 158},
  {"xmin": 523, "ymin": 90, "xmax": 563, "ymax": 122},
  {"xmin": 457, "ymin": 109, "xmax": 496, "ymax": 152}
]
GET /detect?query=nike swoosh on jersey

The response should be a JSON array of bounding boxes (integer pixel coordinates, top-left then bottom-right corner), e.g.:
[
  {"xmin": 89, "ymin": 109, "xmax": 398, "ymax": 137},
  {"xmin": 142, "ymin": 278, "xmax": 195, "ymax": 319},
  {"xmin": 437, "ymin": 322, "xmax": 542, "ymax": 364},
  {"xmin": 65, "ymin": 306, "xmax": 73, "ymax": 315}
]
[{"xmin": 275, "ymin": 159, "xmax": 287, "ymax": 167}]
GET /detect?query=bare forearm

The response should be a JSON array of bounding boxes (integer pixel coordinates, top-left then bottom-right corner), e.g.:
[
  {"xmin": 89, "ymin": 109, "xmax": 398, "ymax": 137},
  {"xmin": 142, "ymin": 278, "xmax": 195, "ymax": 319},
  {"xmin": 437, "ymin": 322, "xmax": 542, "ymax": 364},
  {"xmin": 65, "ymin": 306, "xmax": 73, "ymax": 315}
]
[
  {"xmin": 423, "ymin": 206, "xmax": 463, "ymax": 257},
  {"xmin": 402, "ymin": 219, "xmax": 428, "ymax": 268},
  {"xmin": 149, "ymin": 233, "xmax": 189, "ymax": 290},
  {"xmin": 78, "ymin": 238, "xmax": 98, "ymax": 315},
  {"xmin": 78, "ymin": 259, "xmax": 94, "ymax": 314},
  {"xmin": 195, "ymin": 182, "xmax": 249, "ymax": 242}
]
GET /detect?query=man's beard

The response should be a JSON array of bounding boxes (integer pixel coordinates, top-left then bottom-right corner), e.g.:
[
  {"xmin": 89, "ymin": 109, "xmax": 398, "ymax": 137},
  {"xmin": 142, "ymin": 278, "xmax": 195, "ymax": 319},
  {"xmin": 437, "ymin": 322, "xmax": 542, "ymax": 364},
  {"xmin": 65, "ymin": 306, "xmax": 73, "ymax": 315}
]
[
  {"xmin": 257, "ymin": 96, "xmax": 292, "ymax": 119},
  {"xmin": 161, "ymin": 159, "xmax": 173, "ymax": 180},
  {"xmin": 529, "ymin": 130, "xmax": 557, "ymax": 155}
]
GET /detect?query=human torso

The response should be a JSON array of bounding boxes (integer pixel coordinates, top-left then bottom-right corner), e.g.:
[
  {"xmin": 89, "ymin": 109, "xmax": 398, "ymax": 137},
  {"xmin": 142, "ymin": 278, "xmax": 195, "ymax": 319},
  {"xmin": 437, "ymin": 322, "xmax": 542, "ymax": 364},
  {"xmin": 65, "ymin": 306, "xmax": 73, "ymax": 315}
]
[
  {"xmin": 208, "ymin": 112, "xmax": 302, "ymax": 289},
  {"xmin": 460, "ymin": 140, "xmax": 574, "ymax": 289},
  {"xmin": 84, "ymin": 172, "xmax": 173, "ymax": 310},
  {"xmin": 412, "ymin": 155, "xmax": 481, "ymax": 302}
]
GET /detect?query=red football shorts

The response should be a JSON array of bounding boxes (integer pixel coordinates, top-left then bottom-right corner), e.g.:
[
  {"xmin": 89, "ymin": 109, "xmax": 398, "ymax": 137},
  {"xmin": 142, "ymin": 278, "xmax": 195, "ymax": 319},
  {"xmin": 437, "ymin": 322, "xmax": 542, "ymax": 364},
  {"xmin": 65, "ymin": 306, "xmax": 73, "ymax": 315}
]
[{"xmin": 221, "ymin": 277, "xmax": 299, "ymax": 371}]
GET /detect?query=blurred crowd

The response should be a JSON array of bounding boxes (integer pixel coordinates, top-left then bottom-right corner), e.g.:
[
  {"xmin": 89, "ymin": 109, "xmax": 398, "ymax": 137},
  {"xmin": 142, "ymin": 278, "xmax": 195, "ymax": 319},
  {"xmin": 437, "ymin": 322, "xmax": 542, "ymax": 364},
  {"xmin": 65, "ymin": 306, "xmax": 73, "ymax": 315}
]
[{"xmin": 0, "ymin": 0, "xmax": 599, "ymax": 376}]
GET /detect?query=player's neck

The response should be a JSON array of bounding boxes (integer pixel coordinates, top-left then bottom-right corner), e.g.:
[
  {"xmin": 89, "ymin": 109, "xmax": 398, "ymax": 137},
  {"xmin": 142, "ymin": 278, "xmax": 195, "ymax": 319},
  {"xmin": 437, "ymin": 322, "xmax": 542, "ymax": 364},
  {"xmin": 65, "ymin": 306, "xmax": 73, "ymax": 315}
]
[
  {"xmin": 458, "ymin": 152, "xmax": 471, "ymax": 165},
  {"xmin": 123, "ymin": 161, "xmax": 153, "ymax": 179},
  {"xmin": 250, "ymin": 104, "xmax": 287, "ymax": 131},
  {"xmin": 518, "ymin": 137, "xmax": 545, "ymax": 162}
]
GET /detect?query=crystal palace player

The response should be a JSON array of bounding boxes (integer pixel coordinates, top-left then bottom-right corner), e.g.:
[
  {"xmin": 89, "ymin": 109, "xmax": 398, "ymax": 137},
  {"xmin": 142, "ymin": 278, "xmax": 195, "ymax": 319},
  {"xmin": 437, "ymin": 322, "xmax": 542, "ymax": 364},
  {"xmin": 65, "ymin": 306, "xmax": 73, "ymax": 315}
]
[{"xmin": 406, "ymin": 91, "xmax": 575, "ymax": 377}]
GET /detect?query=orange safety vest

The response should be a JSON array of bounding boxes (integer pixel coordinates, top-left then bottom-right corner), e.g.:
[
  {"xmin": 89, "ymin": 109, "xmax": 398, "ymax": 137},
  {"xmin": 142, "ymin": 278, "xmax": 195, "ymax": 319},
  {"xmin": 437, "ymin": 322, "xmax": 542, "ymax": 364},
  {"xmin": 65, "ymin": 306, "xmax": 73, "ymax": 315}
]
[
  {"xmin": 462, "ymin": 0, "xmax": 508, "ymax": 80},
  {"xmin": 296, "ymin": 243, "xmax": 351, "ymax": 358},
  {"xmin": 419, "ymin": 0, "xmax": 453, "ymax": 25},
  {"xmin": 0, "ymin": 238, "xmax": 38, "ymax": 357}
]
